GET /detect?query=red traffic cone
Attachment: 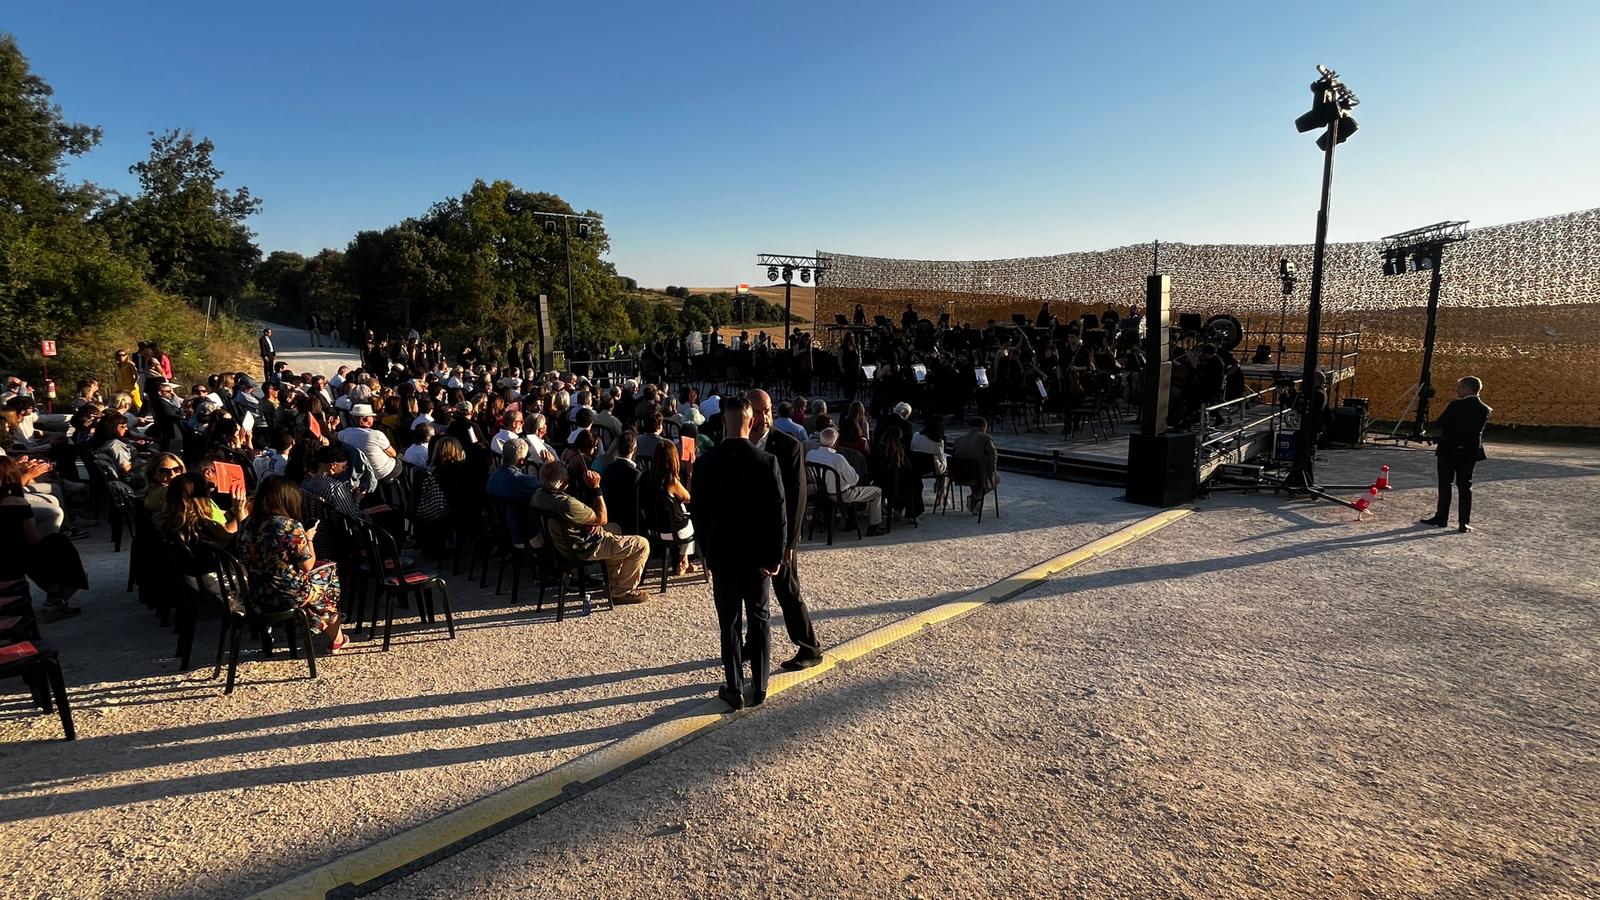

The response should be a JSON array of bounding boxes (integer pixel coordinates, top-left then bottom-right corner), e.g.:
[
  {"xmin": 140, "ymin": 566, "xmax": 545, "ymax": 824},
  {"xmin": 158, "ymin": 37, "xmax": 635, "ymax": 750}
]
[{"xmin": 1375, "ymin": 465, "xmax": 1391, "ymax": 490}]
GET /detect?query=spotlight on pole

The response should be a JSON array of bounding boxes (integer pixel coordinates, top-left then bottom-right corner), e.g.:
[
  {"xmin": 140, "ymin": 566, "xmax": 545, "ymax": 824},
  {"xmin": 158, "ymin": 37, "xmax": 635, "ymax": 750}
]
[
  {"xmin": 799, "ymin": 267, "xmax": 811, "ymax": 284},
  {"xmin": 782, "ymin": 266, "xmax": 794, "ymax": 283},
  {"xmin": 576, "ymin": 222, "xmax": 591, "ymax": 239},
  {"xmin": 767, "ymin": 266, "xmax": 780, "ymax": 282}
]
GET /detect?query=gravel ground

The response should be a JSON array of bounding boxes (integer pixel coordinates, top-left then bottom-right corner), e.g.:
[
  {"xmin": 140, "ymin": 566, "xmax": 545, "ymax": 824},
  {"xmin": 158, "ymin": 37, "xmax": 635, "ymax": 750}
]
[
  {"xmin": 0, "ymin": 445, "xmax": 1139, "ymax": 898},
  {"xmin": 375, "ymin": 440, "xmax": 1600, "ymax": 900}
]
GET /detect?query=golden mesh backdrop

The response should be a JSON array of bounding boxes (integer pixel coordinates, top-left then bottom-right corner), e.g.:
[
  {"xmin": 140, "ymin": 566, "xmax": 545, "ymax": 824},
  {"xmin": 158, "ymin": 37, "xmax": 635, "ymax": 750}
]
[{"xmin": 817, "ymin": 208, "xmax": 1600, "ymax": 427}]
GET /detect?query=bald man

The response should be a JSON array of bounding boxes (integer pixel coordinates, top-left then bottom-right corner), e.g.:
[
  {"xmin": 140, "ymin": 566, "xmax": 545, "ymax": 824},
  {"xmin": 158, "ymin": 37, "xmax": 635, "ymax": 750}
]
[{"xmin": 748, "ymin": 389, "xmax": 823, "ymax": 669}]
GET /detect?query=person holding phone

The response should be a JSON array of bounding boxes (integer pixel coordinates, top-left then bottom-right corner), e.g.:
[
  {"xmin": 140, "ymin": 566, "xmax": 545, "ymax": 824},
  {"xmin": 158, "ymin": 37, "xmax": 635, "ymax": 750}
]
[{"xmin": 240, "ymin": 475, "xmax": 348, "ymax": 652}]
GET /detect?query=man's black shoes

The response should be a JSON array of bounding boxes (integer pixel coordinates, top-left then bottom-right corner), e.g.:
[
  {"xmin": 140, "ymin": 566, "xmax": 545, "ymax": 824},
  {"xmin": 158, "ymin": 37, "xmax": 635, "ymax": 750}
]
[
  {"xmin": 1458, "ymin": 524, "xmax": 1474, "ymax": 533},
  {"xmin": 749, "ymin": 690, "xmax": 767, "ymax": 707},
  {"xmin": 780, "ymin": 651, "xmax": 824, "ymax": 671},
  {"xmin": 717, "ymin": 685, "xmax": 745, "ymax": 710},
  {"xmin": 1419, "ymin": 517, "xmax": 1448, "ymax": 527}
]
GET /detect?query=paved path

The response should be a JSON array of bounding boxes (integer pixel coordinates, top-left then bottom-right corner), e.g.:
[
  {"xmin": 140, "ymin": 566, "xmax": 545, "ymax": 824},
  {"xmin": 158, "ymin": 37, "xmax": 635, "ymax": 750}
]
[
  {"xmin": 379, "ymin": 442, "xmax": 1600, "ymax": 899},
  {"xmin": 262, "ymin": 321, "xmax": 360, "ymax": 378}
]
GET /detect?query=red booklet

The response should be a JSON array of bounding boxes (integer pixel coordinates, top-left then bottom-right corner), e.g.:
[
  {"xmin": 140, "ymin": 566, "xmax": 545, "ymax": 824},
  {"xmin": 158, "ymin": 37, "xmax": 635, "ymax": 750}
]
[
  {"xmin": 208, "ymin": 461, "xmax": 248, "ymax": 496},
  {"xmin": 0, "ymin": 641, "xmax": 38, "ymax": 664}
]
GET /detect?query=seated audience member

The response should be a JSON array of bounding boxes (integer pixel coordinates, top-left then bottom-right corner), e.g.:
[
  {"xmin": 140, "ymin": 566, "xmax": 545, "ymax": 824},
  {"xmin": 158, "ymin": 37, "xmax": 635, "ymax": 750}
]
[
  {"xmin": 911, "ymin": 416, "xmax": 950, "ymax": 499},
  {"xmin": 599, "ymin": 429, "xmax": 642, "ymax": 535},
  {"xmin": 523, "ymin": 412, "xmax": 555, "ymax": 462},
  {"xmin": 486, "ymin": 438, "xmax": 542, "ymax": 549},
  {"xmin": 255, "ymin": 429, "xmax": 296, "ymax": 483},
  {"xmin": 489, "ymin": 410, "xmax": 524, "ymax": 457},
  {"xmin": 301, "ymin": 444, "xmax": 365, "ymax": 520},
  {"xmin": 877, "ymin": 402, "xmax": 914, "ymax": 452},
  {"xmin": 156, "ymin": 471, "xmax": 248, "ymax": 548},
  {"xmin": 339, "ymin": 402, "xmax": 398, "ymax": 481},
  {"xmin": 0, "ymin": 456, "xmax": 88, "ymax": 619},
  {"xmin": 951, "ymin": 416, "xmax": 1000, "ymax": 513},
  {"xmin": 11, "ymin": 455, "xmax": 75, "ymax": 538},
  {"xmin": 635, "ymin": 410, "xmax": 665, "ymax": 464},
  {"xmin": 592, "ymin": 396, "xmax": 625, "ymax": 442},
  {"xmin": 404, "ymin": 422, "xmax": 435, "ymax": 469},
  {"xmin": 142, "ymin": 453, "xmax": 187, "ymax": 512},
  {"xmin": 239, "ymin": 475, "xmax": 348, "ymax": 651},
  {"xmin": 561, "ymin": 430, "xmax": 601, "ymax": 503},
  {"xmin": 804, "ymin": 399, "xmax": 829, "ymax": 435},
  {"xmin": 639, "ymin": 440, "xmax": 700, "ymax": 575},
  {"xmin": 91, "ymin": 414, "xmax": 143, "ymax": 486},
  {"xmin": 838, "ymin": 413, "xmax": 871, "ymax": 456},
  {"xmin": 532, "ymin": 460, "xmax": 649, "ymax": 604},
  {"xmin": 773, "ymin": 402, "xmax": 809, "ymax": 442},
  {"xmin": 806, "ymin": 427, "xmax": 886, "ymax": 535},
  {"xmin": 871, "ymin": 423, "xmax": 925, "ymax": 524}
]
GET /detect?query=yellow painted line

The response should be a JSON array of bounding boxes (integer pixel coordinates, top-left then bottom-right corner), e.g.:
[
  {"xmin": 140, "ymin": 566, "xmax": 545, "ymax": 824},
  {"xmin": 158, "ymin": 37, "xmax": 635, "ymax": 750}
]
[{"xmin": 250, "ymin": 505, "xmax": 1194, "ymax": 899}]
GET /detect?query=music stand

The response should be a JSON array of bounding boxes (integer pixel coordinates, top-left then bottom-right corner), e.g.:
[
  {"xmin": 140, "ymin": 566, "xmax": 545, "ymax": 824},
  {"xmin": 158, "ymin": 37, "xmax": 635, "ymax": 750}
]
[
  {"xmin": 1010, "ymin": 314, "xmax": 1029, "ymax": 328},
  {"xmin": 834, "ymin": 314, "xmax": 849, "ymax": 326}
]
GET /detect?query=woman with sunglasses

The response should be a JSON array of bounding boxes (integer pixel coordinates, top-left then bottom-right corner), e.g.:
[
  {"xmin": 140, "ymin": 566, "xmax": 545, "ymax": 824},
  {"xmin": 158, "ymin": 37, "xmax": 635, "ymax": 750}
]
[{"xmin": 142, "ymin": 453, "xmax": 187, "ymax": 513}]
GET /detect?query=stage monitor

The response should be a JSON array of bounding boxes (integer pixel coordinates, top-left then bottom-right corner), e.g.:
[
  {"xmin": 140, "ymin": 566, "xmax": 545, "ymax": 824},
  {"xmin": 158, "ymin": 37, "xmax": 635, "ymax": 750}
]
[{"xmin": 974, "ymin": 367, "xmax": 989, "ymax": 387}]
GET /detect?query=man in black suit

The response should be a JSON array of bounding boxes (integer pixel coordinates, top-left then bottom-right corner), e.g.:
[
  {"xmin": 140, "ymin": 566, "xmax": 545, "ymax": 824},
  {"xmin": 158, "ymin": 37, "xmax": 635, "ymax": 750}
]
[
  {"xmin": 690, "ymin": 396, "xmax": 787, "ymax": 709},
  {"xmin": 258, "ymin": 328, "xmax": 276, "ymax": 381},
  {"xmin": 1421, "ymin": 376, "xmax": 1492, "ymax": 533},
  {"xmin": 748, "ymin": 390, "xmax": 823, "ymax": 670}
]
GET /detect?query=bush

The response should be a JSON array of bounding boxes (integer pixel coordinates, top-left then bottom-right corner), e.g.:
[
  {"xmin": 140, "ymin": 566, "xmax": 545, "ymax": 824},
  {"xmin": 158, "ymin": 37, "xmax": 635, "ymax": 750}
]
[{"xmin": 48, "ymin": 288, "xmax": 257, "ymax": 390}]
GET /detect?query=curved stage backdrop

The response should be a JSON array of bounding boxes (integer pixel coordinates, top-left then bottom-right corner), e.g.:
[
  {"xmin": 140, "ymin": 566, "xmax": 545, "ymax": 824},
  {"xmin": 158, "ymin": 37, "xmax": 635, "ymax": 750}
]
[{"xmin": 817, "ymin": 208, "xmax": 1600, "ymax": 427}]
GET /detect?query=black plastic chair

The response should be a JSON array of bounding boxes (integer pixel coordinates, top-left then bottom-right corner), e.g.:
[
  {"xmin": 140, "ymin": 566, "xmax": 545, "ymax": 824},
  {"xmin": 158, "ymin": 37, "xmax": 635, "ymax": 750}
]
[
  {"xmin": 947, "ymin": 456, "xmax": 1000, "ymax": 523},
  {"xmin": 0, "ymin": 639, "xmax": 75, "ymax": 740},
  {"xmin": 0, "ymin": 579, "xmax": 41, "ymax": 643},
  {"xmin": 361, "ymin": 522, "xmax": 455, "ymax": 651},
  {"xmin": 909, "ymin": 450, "xmax": 949, "ymax": 515},
  {"xmin": 537, "ymin": 514, "xmax": 611, "ymax": 621},
  {"xmin": 805, "ymin": 461, "xmax": 865, "ymax": 545},
  {"xmin": 483, "ymin": 497, "xmax": 544, "ymax": 607},
  {"xmin": 210, "ymin": 550, "xmax": 318, "ymax": 694}
]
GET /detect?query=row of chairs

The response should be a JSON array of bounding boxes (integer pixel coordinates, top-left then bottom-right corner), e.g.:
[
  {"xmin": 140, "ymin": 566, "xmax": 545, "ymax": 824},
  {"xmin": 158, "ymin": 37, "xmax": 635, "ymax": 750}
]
[{"xmin": 0, "ymin": 578, "xmax": 75, "ymax": 740}]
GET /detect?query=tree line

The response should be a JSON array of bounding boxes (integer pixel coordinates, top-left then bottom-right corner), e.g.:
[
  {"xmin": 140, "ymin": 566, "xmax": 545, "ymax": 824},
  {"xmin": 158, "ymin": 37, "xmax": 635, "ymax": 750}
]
[{"xmin": 0, "ymin": 32, "xmax": 799, "ymax": 384}]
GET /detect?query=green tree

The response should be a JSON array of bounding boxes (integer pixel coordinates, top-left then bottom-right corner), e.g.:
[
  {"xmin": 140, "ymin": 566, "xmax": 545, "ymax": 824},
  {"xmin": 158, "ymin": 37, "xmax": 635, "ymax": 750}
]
[
  {"xmin": 0, "ymin": 34, "xmax": 145, "ymax": 360},
  {"xmin": 98, "ymin": 129, "xmax": 263, "ymax": 303}
]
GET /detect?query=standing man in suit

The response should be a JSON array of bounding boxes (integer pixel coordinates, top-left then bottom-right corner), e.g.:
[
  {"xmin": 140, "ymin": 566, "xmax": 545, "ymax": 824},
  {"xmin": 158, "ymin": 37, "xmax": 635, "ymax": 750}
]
[
  {"xmin": 259, "ymin": 328, "xmax": 276, "ymax": 382},
  {"xmin": 1421, "ymin": 376, "xmax": 1492, "ymax": 533},
  {"xmin": 747, "ymin": 389, "xmax": 824, "ymax": 670},
  {"xmin": 690, "ymin": 396, "xmax": 787, "ymax": 709}
]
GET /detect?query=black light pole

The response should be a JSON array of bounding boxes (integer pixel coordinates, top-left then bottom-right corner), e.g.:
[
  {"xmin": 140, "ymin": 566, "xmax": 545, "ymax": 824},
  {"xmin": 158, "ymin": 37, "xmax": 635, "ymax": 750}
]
[
  {"xmin": 757, "ymin": 253, "xmax": 827, "ymax": 348},
  {"xmin": 1377, "ymin": 220, "xmax": 1469, "ymax": 441},
  {"xmin": 1286, "ymin": 66, "xmax": 1359, "ymax": 489},
  {"xmin": 563, "ymin": 222, "xmax": 575, "ymax": 358}
]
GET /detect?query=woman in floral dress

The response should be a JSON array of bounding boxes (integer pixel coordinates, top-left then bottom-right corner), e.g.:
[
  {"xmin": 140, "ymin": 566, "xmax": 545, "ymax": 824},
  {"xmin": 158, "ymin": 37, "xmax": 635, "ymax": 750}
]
[{"xmin": 239, "ymin": 475, "xmax": 348, "ymax": 651}]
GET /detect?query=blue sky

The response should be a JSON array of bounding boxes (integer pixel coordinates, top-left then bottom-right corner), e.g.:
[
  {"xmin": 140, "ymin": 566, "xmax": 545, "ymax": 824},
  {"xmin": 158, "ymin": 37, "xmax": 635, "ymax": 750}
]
[{"xmin": 9, "ymin": 1, "xmax": 1599, "ymax": 287}]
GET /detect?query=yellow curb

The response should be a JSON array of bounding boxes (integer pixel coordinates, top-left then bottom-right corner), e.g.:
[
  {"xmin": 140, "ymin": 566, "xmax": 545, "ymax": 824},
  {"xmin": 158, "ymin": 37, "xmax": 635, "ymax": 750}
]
[{"xmin": 250, "ymin": 505, "xmax": 1194, "ymax": 899}]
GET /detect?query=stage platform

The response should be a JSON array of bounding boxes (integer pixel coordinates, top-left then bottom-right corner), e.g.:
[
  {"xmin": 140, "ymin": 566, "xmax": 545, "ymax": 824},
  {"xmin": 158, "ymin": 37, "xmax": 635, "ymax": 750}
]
[{"xmin": 959, "ymin": 403, "xmax": 1284, "ymax": 487}]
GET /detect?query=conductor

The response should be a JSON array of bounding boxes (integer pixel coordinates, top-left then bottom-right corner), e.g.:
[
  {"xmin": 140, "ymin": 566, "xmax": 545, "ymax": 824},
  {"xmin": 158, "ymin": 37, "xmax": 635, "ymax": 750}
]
[
  {"xmin": 690, "ymin": 396, "xmax": 787, "ymax": 709},
  {"xmin": 1421, "ymin": 376, "xmax": 1492, "ymax": 533}
]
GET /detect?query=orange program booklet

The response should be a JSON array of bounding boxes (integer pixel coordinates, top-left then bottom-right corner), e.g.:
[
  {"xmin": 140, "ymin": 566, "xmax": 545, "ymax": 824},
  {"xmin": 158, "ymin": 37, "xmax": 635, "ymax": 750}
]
[{"xmin": 208, "ymin": 461, "xmax": 248, "ymax": 496}]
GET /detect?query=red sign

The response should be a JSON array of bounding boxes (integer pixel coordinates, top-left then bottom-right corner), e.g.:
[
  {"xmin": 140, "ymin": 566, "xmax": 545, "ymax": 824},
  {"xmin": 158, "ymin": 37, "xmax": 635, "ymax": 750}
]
[
  {"xmin": 40, "ymin": 340, "xmax": 57, "ymax": 357},
  {"xmin": 736, "ymin": 283, "xmax": 750, "ymax": 294}
]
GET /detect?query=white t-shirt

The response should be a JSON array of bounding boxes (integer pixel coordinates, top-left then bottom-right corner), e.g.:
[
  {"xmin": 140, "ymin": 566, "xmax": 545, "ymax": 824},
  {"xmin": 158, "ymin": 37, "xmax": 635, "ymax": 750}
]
[
  {"xmin": 341, "ymin": 426, "xmax": 395, "ymax": 479},
  {"xmin": 489, "ymin": 427, "xmax": 520, "ymax": 457},
  {"xmin": 403, "ymin": 442, "xmax": 431, "ymax": 470},
  {"xmin": 411, "ymin": 413, "xmax": 435, "ymax": 430}
]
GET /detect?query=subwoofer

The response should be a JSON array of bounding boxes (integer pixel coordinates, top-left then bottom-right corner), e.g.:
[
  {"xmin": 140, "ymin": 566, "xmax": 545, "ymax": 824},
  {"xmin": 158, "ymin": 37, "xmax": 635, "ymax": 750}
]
[{"xmin": 1125, "ymin": 432, "xmax": 1198, "ymax": 507}]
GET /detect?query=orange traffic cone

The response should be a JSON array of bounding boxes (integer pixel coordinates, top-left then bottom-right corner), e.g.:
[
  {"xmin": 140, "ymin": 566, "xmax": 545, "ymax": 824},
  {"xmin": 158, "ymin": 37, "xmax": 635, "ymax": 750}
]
[{"xmin": 1375, "ymin": 465, "xmax": 1391, "ymax": 490}]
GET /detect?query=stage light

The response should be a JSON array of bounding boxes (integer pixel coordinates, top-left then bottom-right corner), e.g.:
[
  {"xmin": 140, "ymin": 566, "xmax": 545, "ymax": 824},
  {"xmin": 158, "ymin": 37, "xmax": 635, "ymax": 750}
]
[
  {"xmin": 544, "ymin": 220, "xmax": 557, "ymax": 236},
  {"xmin": 767, "ymin": 266, "xmax": 780, "ymax": 282},
  {"xmin": 782, "ymin": 266, "xmax": 794, "ymax": 282},
  {"xmin": 1316, "ymin": 115, "xmax": 1358, "ymax": 151},
  {"xmin": 799, "ymin": 267, "xmax": 811, "ymax": 283},
  {"xmin": 577, "ymin": 222, "xmax": 591, "ymax": 239},
  {"xmin": 1279, "ymin": 259, "xmax": 1296, "ymax": 278},
  {"xmin": 1412, "ymin": 246, "xmax": 1439, "ymax": 270}
]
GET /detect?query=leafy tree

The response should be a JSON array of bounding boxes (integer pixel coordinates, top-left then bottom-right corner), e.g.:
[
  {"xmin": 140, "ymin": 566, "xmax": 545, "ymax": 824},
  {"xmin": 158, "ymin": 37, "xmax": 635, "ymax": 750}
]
[
  {"xmin": 0, "ymin": 34, "xmax": 146, "ymax": 361},
  {"xmin": 97, "ymin": 129, "xmax": 263, "ymax": 303}
]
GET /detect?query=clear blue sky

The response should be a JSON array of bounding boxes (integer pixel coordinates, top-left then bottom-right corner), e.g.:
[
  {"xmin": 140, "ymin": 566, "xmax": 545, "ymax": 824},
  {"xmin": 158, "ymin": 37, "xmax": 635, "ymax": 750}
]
[{"xmin": 9, "ymin": 1, "xmax": 1599, "ymax": 288}]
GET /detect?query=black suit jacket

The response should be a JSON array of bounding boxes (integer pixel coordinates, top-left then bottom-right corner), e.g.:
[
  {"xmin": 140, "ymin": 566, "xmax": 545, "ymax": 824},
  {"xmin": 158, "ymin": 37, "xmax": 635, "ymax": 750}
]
[
  {"xmin": 599, "ymin": 458, "xmax": 642, "ymax": 535},
  {"xmin": 689, "ymin": 439, "xmax": 786, "ymax": 574},
  {"xmin": 1434, "ymin": 395, "xmax": 1491, "ymax": 461},
  {"xmin": 259, "ymin": 335, "xmax": 275, "ymax": 357},
  {"xmin": 761, "ymin": 428, "xmax": 807, "ymax": 551}
]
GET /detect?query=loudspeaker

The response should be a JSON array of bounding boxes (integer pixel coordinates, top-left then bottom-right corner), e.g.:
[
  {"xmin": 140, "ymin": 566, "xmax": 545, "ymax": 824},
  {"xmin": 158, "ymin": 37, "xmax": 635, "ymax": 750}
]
[
  {"xmin": 1329, "ymin": 406, "xmax": 1366, "ymax": 445},
  {"xmin": 1125, "ymin": 432, "xmax": 1198, "ymax": 507},
  {"xmin": 1140, "ymin": 275, "xmax": 1172, "ymax": 436}
]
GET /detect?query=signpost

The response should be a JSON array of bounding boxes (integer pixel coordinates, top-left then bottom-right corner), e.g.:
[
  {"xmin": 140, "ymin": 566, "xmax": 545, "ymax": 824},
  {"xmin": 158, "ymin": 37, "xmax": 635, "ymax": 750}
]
[{"xmin": 40, "ymin": 340, "xmax": 57, "ymax": 413}]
